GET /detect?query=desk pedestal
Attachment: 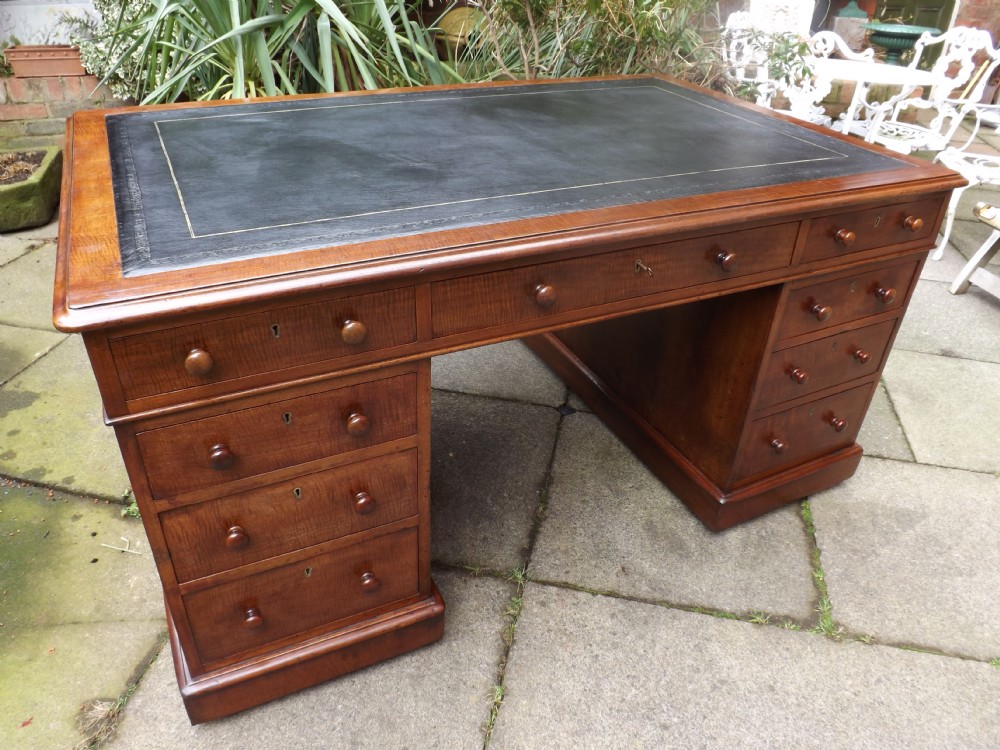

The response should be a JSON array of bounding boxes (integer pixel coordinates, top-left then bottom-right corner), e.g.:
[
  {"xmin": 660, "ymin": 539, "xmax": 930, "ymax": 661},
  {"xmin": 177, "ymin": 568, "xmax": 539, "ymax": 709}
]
[
  {"xmin": 527, "ymin": 252, "xmax": 921, "ymax": 529},
  {"xmin": 526, "ymin": 335, "xmax": 863, "ymax": 531}
]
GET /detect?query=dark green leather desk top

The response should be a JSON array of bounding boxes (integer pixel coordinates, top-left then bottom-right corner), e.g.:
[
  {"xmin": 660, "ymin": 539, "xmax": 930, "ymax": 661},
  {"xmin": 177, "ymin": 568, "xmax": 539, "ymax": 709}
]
[{"xmin": 107, "ymin": 77, "xmax": 904, "ymax": 277}]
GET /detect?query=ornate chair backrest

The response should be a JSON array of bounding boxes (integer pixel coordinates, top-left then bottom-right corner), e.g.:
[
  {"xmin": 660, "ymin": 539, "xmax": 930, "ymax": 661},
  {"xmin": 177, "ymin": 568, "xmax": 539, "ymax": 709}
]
[
  {"xmin": 722, "ymin": 13, "xmax": 766, "ymax": 74},
  {"xmin": 808, "ymin": 31, "xmax": 874, "ymax": 62},
  {"xmin": 909, "ymin": 27, "xmax": 1000, "ymax": 103},
  {"xmin": 721, "ymin": 12, "xmax": 774, "ymax": 106}
]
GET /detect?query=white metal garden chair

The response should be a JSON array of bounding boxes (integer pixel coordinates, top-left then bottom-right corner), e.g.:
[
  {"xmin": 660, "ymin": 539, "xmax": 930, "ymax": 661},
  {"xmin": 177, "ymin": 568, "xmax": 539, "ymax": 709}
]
[
  {"xmin": 932, "ymin": 104, "xmax": 1000, "ymax": 260},
  {"xmin": 852, "ymin": 27, "xmax": 1000, "ymax": 156},
  {"xmin": 722, "ymin": 19, "xmax": 869, "ymax": 128},
  {"xmin": 807, "ymin": 31, "xmax": 875, "ymax": 62},
  {"xmin": 948, "ymin": 202, "xmax": 1000, "ymax": 298},
  {"xmin": 779, "ymin": 31, "xmax": 876, "ymax": 127},
  {"xmin": 722, "ymin": 12, "xmax": 778, "ymax": 109}
]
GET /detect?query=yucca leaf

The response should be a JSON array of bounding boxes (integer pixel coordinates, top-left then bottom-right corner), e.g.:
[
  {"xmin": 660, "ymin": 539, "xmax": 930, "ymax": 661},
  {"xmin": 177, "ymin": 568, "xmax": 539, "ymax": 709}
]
[
  {"xmin": 317, "ymin": 12, "xmax": 335, "ymax": 91},
  {"xmin": 253, "ymin": 30, "xmax": 277, "ymax": 96},
  {"xmin": 370, "ymin": 0, "xmax": 410, "ymax": 83},
  {"xmin": 228, "ymin": 0, "xmax": 246, "ymax": 98},
  {"xmin": 312, "ymin": 0, "xmax": 369, "ymax": 47}
]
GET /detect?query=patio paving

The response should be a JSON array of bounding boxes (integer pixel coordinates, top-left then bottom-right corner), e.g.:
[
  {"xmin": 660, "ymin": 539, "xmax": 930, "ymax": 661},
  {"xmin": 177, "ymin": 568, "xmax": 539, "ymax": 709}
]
[
  {"xmin": 1, "ymin": 117, "xmax": 999, "ymax": 748},
  {"xmin": 492, "ymin": 584, "xmax": 1000, "ymax": 750}
]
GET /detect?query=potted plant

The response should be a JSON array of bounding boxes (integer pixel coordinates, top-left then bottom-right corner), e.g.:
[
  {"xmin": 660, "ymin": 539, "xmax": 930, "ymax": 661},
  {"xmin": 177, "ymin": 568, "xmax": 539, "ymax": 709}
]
[{"xmin": 0, "ymin": 147, "xmax": 62, "ymax": 232}]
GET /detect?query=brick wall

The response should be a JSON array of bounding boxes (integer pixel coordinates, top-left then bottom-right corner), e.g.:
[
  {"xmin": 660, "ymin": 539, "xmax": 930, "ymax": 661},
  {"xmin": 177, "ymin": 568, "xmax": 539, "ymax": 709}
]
[
  {"xmin": 954, "ymin": 0, "xmax": 1000, "ymax": 50},
  {"xmin": 0, "ymin": 75, "xmax": 124, "ymax": 151}
]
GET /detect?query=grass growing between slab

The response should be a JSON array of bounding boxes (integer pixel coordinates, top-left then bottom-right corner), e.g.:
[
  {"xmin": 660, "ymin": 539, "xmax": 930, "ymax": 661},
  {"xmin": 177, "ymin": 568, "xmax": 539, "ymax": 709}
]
[
  {"xmin": 73, "ymin": 635, "xmax": 165, "ymax": 750},
  {"xmin": 120, "ymin": 490, "xmax": 140, "ymax": 518},
  {"xmin": 483, "ymin": 566, "xmax": 528, "ymax": 748},
  {"xmin": 801, "ymin": 501, "xmax": 843, "ymax": 640}
]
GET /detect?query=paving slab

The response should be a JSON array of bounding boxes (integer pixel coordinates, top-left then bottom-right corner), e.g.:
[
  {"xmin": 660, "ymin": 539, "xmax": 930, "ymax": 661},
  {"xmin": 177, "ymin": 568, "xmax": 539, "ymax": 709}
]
[
  {"xmin": 918, "ymin": 240, "xmax": 989, "ymax": 283},
  {"xmin": 565, "ymin": 389, "xmax": 592, "ymax": 414},
  {"xmin": 882, "ymin": 349, "xmax": 1000, "ymax": 473},
  {"xmin": 0, "ymin": 242, "xmax": 59, "ymax": 331},
  {"xmin": 0, "ymin": 335, "xmax": 131, "ymax": 498},
  {"xmin": 856, "ymin": 380, "xmax": 914, "ymax": 462},
  {"xmin": 0, "ymin": 483, "xmax": 164, "ymax": 750},
  {"xmin": 0, "ymin": 218, "xmax": 58, "ymax": 267},
  {"xmin": 432, "ymin": 340, "xmax": 568, "ymax": 407},
  {"xmin": 895, "ymin": 279, "xmax": 1000, "ymax": 363},
  {"xmin": 431, "ymin": 390, "xmax": 560, "ymax": 571},
  {"xmin": 530, "ymin": 412, "xmax": 816, "ymax": 620},
  {"xmin": 980, "ymin": 131, "xmax": 1000, "ymax": 155},
  {"xmin": 0, "ymin": 322, "xmax": 66, "ymax": 385},
  {"xmin": 0, "ymin": 235, "xmax": 48, "ymax": 267},
  {"xmin": 491, "ymin": 583, "xmax": 1000, "ymax": 750},
  {"xmin": 105, "ymin": 571, "xmax": 510, "ymax": 750},
  {"xmin": 810, "ymin": 457, "xmax": 1000, "ymax": 660}
]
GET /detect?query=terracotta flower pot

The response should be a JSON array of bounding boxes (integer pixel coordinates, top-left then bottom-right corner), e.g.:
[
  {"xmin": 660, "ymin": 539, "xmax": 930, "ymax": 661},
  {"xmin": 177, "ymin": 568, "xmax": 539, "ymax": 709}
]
[
  {"xmin": 0, "ymin": 147, "xmax": 63, "ymax": 232},
  {"xmin": 4, "ymin": 45, "xmax": 86, "ymax": 78}
]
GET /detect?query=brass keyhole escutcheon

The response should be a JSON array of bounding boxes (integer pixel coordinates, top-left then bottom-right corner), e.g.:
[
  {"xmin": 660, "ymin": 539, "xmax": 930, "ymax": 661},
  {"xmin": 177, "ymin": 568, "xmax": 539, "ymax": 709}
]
[
  {"xmin": 304, "ymin": 567, "xmax": 313, "ymax": 578},
  {"xmin": 283, "ymin": 412, "xmax": 292, "ymax": 425},
  {"xmin": 293, "ymin": 487, "xmax": 302, "ymax": 500},
  {"xmin": 270, "ymin": 323, "xmax": 280, "ymax": 338}
]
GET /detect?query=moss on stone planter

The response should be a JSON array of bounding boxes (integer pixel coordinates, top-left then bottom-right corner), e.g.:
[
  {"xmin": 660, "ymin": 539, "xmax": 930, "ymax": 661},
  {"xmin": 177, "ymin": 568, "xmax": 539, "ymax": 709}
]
[{"xmin": 0, "ymin": 147, "xmax": 62, "ymax": 232}]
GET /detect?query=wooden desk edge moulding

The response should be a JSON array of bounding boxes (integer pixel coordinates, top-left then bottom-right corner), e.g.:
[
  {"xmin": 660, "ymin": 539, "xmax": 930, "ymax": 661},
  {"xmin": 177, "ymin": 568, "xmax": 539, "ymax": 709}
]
[{"xmin": 53, "ymin": 75, "xmax": 965, "ymax": 723}]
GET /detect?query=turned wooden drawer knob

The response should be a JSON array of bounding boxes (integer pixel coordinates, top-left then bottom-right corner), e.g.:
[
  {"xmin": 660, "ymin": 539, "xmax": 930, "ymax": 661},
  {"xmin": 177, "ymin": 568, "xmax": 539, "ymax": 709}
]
[
  {"xmin": 903, "ymin": 215, "xmax": 924, "ymax": 232},
  {"xmin": 209, "ymin": 443, "xmax": 235, "ymax": 470},
  {"xmin": 532, "ymin": 283, "xmax": 558, "ymax": 308},
  {"xmin": 770, "ymin": 438, "xmax": 787, "ymax": 455},
  {"xmin": 834, "ymin": 228, "xmax": 856, "ymax": 246},
  {"xmin": 243, "ymin": 607, "xmax": 264, "ymax": 629},
  {"xmin": 852, "ymin": 348, "xmax": 871, "ymax": 364},
  {"xmin": 353, "ymin": 490, "xmax": 375, "ymax": 515},
  {"xmin": 788, "ymin": 367, "xmax": 809, "ymax": 385},
  {"xmin": 875, "ymin": 286, "xmax": 897, "ymax": 304},
  {"xmin": 715, "ymin": 251, "xmax": 738, "ymax": 271},
  {"xmin": 360, "ymin": 571, "xmax": 381, "ymax": 593},
  {"xmin": 340, "ymin": 319, "xmax": 367, "ymax": 346},
  {"xmin": 184, "ymin": 348, "xmax": 214, "ymax": 377},
  {"xmin": 346, "ymin": 412, "xmax": 371, "ymax": 437},
  {"xmin": 810, "ymin": 303, "xmax": 833, "ymax": 322},
  {"xmin": 225, "ymin": 525, "xmax": 249, "ymax": 550},
  {"xmin": 829, "ymin": 416, "xmax": 848, "ymax": 432}
]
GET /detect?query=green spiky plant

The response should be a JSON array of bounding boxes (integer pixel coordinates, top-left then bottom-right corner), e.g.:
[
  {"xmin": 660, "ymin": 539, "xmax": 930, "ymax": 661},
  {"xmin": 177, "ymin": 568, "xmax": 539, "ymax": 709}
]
[{"xmin": 84, "ymin": 0, "xmax": 461, "ymax": 104}]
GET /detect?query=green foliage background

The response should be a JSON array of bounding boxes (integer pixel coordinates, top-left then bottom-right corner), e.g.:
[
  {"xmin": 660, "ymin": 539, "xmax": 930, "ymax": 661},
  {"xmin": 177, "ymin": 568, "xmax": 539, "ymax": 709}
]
[
  {"xmin": 70, "ymin": 1, "xmax": 727, "ymax": 104},
  {"xmin": 458, "ymin": 0, "xmax": 723, "ymax": 86}
]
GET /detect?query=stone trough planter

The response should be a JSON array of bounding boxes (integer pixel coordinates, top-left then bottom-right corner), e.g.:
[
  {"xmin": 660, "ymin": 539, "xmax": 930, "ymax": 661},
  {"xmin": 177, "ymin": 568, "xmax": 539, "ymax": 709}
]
[{"xmin": 0, "ymin": 146, "xmax": 63, "ymax": 232}]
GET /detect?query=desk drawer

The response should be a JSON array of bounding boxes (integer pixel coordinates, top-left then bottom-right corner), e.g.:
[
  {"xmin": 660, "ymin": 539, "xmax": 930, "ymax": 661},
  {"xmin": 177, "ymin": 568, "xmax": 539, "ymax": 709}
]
[
  {"xmin": 137, "ymin": 373, "xmax": 417, "ymax": 499},
  {"xmin": 431, "ymin": 223, "xmax": 796, "ymax": 338},
  {"xmin": 110, "ymin": 288, "xmax": 416, "ymax": 401},
  {"xmin": 775, "ymin": 259, "xmax": 918, "ymax": 342},
  {"xmin": 802, "ymin": 198, "xmax": 940, "ymax": 264},
  {"xmin": 756, "ymin": 319, "xmax": 896, "ymax": 410},
  {"xmin": 184, "ymin": 527, "xmax": 418, "ymax": 665},
  {"xmin": 736, "ymin": 384, "xmax": 871, "ymax": 481},
  {"xmin": 161, "ymin": 451, "xmax": 418, "ymax": 582}
]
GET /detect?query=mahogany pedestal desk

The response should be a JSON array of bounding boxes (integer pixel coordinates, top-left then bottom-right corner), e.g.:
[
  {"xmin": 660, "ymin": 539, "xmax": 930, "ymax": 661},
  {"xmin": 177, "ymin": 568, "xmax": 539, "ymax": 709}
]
[{"xmin": 53, "ymin": 76, "xmax": 964, "ymax": 723}]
